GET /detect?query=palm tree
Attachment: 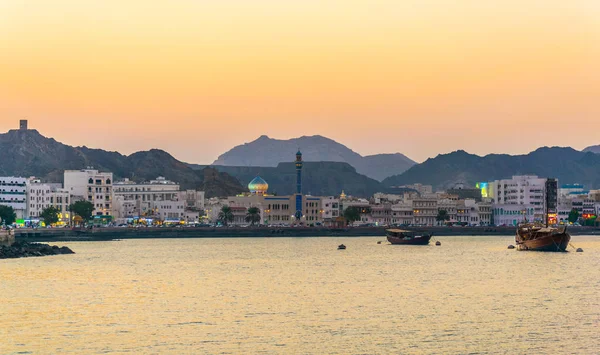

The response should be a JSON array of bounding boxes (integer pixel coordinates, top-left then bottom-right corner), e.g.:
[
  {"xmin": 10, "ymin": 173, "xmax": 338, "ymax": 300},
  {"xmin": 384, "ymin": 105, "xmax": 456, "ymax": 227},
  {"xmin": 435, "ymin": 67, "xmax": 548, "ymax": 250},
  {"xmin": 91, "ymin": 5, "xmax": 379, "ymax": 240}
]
[
  {"xmin": 218, "ymin": 205, "xmax": 234, "ymax": 226},
  {"xmin": 245, "ymin": 207, "xmax": 261, "ymax": 226},
  {"xmin": 436, "ymin": 209, "xmax": 450, "ymax": 226}
]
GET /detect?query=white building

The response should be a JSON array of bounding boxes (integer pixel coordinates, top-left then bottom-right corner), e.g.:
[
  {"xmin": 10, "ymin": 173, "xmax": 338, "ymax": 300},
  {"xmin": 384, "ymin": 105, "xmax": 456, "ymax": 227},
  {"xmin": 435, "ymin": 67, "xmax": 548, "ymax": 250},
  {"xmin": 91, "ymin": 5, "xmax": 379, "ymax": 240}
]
[
  {"xmin": 50, "ymin": 188, "xmax": 71, "ymax": 223},
  {"xmin": 493, "ymin": 204, "xmax": 536, "ymax": 226},
  {"xmin": 180, "ymin": 190, "xmax": 205, "ymax": 211},
  {"xmin": 26, "ymin": 178, "xmax": 72, "ymax": 224},
  {"xmin": 154, "ymin": 199, "xmax": 186, "ymax": 221},
  {"xmin": 112, "ymin": 177, "xmax": 204, "ymax": 222},
  {"xmin": 64, "ymin": 169, "xmax": 113, "ymax": 216},
  {"xmin": 321, "ymin": 196, "xmax": 340, "ymax": 223},
  {"xmin": 391, "ymin": 203, "xmax": 413, "ymax": 225},
  {"xmin": 0, "ymin": 176, "xmax": 27, "ymax": 220},
  {"xmin": 26, "ymin": 178, "xmax": 52, "ymax": 218},
  {"xmin": 113, "ymin": 177, "xmax": 179, "ymax": 205},
  {"xmin": 492, "ymin": 175, "xmax": 548, "ymax": 222}
]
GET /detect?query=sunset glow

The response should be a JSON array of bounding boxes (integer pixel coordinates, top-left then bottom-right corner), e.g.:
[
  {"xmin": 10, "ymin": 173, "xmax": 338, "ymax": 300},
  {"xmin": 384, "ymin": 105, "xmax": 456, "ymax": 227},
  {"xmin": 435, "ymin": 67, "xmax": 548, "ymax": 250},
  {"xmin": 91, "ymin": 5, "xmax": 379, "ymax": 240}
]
[{"xmin": 1, "ymin": 1, "xmax": 599, "ymax": 163}]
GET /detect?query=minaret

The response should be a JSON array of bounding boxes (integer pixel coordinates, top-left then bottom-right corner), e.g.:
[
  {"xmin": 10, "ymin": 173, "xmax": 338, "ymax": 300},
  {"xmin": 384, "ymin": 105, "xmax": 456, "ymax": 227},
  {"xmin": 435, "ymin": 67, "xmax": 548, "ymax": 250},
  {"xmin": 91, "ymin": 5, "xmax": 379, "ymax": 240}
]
[{"xmin": 294, "ymin": 150, "xmax": 303, "ymax": 220}]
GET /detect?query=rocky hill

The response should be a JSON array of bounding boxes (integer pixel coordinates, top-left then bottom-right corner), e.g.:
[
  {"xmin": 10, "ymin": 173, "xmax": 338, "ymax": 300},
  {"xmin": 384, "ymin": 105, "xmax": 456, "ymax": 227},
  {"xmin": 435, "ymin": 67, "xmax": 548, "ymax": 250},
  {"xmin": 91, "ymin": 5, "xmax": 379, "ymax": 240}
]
[
  {"xmin": 212, "ymin": 135, "xmax": 415, "ymax": 181},
  {"xmin": 0, "ymin": 129, "xmax": 244, "ymax": 197},
  {"xmin": 382, "ymin": 147, "xmax": 600, "ymax": 190}
]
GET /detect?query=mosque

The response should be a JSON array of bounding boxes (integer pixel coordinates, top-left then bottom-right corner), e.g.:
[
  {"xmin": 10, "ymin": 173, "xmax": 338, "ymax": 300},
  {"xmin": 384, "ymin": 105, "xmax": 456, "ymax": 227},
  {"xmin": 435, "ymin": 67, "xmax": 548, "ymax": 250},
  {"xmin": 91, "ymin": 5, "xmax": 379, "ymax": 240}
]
[{"xmin": 218, "ymin": 150, "xmax": 335, "ymax": 226}]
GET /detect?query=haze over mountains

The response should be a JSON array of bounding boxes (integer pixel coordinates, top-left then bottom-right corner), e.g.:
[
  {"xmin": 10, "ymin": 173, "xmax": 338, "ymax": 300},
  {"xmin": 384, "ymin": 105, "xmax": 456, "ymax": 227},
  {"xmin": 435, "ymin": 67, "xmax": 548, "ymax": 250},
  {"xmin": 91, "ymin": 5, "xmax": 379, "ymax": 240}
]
[{"xmin": 212, "ymin": 135, "xmax": 416, "ymax": 181}]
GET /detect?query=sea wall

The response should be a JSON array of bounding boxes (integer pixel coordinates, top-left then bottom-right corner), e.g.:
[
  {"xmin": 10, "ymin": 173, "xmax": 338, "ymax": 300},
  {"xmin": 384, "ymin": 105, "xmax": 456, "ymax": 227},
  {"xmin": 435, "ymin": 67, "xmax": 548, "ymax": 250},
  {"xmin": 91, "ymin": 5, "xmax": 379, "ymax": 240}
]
[{"xmin": 14, "ymin": 226, "xmax": 600, "ymax": 242}]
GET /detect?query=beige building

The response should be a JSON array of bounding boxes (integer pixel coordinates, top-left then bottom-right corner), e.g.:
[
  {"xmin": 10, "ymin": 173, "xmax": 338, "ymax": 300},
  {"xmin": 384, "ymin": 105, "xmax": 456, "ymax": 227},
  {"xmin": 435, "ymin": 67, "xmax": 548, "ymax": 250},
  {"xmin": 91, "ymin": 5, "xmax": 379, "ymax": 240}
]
[
  {"xmin": 64, "ymin": 169, "xmax": 113, "ymax": 216},
  {"xmin": 412, "ymin": 198, "xmax": 438, "ymax": 225},
  {"xmin": 26, "ymin": 178, "xmax": 71, "ymax": 223}
]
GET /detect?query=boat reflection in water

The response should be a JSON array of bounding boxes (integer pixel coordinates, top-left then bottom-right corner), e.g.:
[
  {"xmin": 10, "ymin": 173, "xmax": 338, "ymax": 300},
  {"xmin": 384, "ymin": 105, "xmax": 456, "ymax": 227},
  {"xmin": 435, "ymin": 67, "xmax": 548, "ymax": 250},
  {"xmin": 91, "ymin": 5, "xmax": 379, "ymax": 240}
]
[
  {"xmin": 386, "ymin": 229, "xmax": 432, "ymax": 245},
  {"xmin": 515, "ymin": 224, "xmax": 570, "ymax": 252}
]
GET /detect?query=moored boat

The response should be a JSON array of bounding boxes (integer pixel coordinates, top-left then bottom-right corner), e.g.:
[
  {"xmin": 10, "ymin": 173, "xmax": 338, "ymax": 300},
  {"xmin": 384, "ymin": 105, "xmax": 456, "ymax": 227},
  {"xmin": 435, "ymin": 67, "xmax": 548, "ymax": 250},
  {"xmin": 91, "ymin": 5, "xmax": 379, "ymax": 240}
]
[
  {"xmin": 514, "ymin": 178, "xmax": 571, "ymax": 252},
  {"xmin": 386, "ymin": 229, "xmax": 432, "ymax": 245},
  {"xmin": 515, "ymin": 224, "xmax": 570, "ymax": 252}
]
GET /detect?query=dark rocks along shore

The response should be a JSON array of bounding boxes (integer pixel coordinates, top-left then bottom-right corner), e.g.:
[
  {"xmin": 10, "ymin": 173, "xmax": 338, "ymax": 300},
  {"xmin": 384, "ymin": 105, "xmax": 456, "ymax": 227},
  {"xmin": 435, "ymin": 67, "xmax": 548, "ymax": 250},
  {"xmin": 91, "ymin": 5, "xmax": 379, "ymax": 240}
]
[{"xmin": 0, "ymin": 241, "xmax": 75, "ymax": 259}]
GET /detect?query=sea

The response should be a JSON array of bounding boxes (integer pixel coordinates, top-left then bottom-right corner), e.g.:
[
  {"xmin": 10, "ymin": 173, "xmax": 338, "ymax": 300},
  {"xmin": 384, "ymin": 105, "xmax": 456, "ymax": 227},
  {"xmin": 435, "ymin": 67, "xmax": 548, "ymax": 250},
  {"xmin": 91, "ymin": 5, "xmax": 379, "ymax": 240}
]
[{"xmin": 1, "ymin": 236, "xmax": 599, "ymax": 354}]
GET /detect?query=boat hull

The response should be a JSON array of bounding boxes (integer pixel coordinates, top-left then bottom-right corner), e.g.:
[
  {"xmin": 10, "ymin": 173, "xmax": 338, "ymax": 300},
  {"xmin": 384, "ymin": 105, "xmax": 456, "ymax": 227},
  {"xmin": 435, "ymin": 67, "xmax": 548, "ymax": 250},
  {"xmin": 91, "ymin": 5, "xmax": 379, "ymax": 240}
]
[
  {"xmin": 516, "ymin": 232, "xmax": 570, "ymax": 252},
  {"xmin": 386, "ymin": 234, "xmax": 432, "ymax": 245}
]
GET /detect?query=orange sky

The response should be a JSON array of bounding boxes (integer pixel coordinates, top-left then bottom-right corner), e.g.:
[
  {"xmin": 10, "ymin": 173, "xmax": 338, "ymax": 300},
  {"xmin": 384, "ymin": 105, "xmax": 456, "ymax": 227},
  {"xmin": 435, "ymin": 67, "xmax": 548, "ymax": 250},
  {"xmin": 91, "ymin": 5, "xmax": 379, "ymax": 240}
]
[{"xmin": 1, "ymin": 1, "xmax": 599, "ymax": 164}]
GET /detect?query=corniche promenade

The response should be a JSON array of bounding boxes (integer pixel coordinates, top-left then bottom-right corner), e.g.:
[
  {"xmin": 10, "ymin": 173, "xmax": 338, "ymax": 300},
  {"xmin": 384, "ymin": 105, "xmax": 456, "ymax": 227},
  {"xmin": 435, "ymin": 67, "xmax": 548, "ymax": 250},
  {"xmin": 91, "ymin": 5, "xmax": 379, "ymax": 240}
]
[{"xmin": 14, "ymin": 226, "xmax": 600, "ymax": 243}]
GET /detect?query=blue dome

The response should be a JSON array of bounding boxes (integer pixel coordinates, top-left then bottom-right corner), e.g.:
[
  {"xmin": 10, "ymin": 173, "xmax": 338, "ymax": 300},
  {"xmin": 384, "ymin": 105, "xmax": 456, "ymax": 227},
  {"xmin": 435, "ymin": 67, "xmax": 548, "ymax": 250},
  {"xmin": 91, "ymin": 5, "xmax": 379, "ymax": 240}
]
[
  {"xmin": 248, "ymin": 176, "xmax": 269, "ymax": 194},
  {"xmin": 296, "ymin": 150, "xmax": 302, "ymax": 156}
]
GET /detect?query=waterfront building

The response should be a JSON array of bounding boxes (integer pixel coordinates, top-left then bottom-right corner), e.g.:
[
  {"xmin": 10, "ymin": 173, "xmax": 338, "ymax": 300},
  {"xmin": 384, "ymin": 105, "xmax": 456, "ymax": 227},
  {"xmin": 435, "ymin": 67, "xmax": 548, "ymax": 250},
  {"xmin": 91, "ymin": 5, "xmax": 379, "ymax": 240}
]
[
  {"xmin": 557, "ymin": 203, "xmax": 573, "ymax": 224},
  {"xmin": 570, "ymin": 198, "xmax": 596, "ymax": 218},
  {"xmin": 437, "ymin": 195, "xmax": 458, "ymax": 222},
  {"xmin": 25, "ymin": 178, "xmax": 71, "ymax": 224},
  {"xmin": 492, "ymin": 175, "xmax": 549, "ymax": 222},
  {"xmin": 112, "ymin": 177, "xmax": 204, "ymax": 222},
  {"xmin": 113, "ymin": 177, "xmax": 179, "ymax": 203},
  {"xmin": 0, "ymin": 176, "xmax": 27, "ymax": 220},
  {"xmin": 321, "ymin": 196, "xmax": 341, "ymax": 225},
  {"xmin": 492, "ymin": 204, "xmax": 536, "ymax": 226},
  {"xmin": 64, "ymin": 169, "xmax": 113, "ymax": 217},
  {"xmin": 412, "ymin": 198, "xmax": 438, "ymax": 225},
  {"xmin": 371, "ymin": 204, "xmax": 392, "ymax": 226},
  {"xmin": 477, "ymin": 199, "xmax": 493, "ymax": 226},
  {"xmin": 391, "ymin": 203, "xmax": 413, "ymax": 225}
]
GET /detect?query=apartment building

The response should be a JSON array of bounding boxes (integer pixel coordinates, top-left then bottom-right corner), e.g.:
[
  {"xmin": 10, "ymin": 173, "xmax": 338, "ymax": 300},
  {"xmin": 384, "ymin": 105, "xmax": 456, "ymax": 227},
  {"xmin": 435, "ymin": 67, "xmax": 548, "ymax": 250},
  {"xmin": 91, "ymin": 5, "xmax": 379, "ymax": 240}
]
[
  {"xmin": 0, "ymin": 176, "xmax": 27, "ymax": 219},
  {"xmin": 64, "ymin": 169, "xmax": 113, "ymax": 216}
]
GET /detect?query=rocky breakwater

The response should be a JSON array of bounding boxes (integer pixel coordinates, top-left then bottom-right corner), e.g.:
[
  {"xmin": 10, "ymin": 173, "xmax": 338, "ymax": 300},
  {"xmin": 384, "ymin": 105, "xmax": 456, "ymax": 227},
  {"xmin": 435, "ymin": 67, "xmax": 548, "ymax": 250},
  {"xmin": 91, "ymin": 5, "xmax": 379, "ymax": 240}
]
[{"xmin": 0, "ymin": 241, "xmax": 75, "ymax": 259}]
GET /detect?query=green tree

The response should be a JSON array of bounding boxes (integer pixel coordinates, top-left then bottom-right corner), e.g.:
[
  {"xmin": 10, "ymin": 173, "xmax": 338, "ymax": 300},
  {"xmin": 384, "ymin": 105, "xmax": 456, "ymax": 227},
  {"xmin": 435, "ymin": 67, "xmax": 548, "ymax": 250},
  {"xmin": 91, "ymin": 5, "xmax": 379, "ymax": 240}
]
[
  {"xmin": 0, "ymin": 205, "xmax": 17, "ymax": 225},
  {"xmin": 218, "ymin": 205, "xmax": 234, "ymax": 226},
  {"xmin": 245, "ymin": 207, "xmax": 261, "ymax": 226},
  {"xmin": 40, "ymin": 206, "xmax": 60, "ymax": 226},
  {"xmin": 567, "ymin": 209, "xmax": 580, "ymax": 224},
  {"xmin": 69, "ymin": 201, "xmax": 95, "ymax": 221},
  {"xmin": 436, "ymin": 209, "xmax": 450, "ymax": 225},
  {"xmin": 343, "ymin": 206, "xmax": 361, "ymax": 225}
]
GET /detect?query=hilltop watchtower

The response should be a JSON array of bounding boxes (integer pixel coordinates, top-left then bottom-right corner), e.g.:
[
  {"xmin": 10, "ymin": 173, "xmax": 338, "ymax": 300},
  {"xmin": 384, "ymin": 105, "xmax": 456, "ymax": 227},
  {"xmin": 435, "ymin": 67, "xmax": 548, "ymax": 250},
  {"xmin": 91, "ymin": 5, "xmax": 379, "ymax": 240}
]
[{"xmin": 19, "ymin": 119, "xmax": 28, "ymax": 130}]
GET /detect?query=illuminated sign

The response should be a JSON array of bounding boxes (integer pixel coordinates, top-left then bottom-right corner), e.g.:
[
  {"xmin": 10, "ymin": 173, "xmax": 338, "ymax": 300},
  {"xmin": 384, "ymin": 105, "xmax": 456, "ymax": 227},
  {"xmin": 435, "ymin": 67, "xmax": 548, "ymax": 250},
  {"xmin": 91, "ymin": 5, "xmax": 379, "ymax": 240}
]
[{"xmin": 476, "ymin": 182, "xmax": 489, "ymax": 198}]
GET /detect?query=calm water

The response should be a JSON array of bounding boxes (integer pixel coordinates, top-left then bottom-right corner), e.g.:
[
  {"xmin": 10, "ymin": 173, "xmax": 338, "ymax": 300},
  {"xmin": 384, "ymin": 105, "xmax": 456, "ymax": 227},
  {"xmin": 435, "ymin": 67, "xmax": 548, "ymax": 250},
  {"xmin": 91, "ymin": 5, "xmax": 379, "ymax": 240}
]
[{"xmin": 1, "ymin": 236, "xmax": 599, "ymax": 354}]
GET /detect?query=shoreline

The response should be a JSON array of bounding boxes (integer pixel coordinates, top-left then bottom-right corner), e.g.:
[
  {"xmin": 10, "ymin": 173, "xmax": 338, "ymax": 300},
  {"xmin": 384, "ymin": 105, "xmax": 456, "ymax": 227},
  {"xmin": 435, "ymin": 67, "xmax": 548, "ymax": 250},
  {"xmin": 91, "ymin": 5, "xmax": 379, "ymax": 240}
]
[{"xmin": 14, "ymin": 226, "xmax": 600, "ymax": 242}]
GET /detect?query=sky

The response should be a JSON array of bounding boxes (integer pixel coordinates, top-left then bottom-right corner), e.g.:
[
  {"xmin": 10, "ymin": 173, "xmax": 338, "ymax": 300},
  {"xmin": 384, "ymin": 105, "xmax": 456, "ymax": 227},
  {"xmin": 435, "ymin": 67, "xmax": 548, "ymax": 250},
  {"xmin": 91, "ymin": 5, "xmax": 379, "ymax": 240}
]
[{"xmin": 1, "ymin": 0, "xmax": 599, "ymax": 164}]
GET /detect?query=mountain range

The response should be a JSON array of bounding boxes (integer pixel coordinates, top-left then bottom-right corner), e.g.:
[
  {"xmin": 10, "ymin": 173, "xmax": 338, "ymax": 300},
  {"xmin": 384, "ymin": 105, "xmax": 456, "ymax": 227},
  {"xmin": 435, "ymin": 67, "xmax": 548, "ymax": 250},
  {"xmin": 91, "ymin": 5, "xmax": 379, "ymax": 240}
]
[
  {"xmin": 382, "ymin": 147, "xmax": 600, "ymax": 191},
  {"xmin": 212, "ymin": 135, "xmax": 416, "ymax": 181},
  {"xmin": 3, "ymin": 127, "xmax": 600, "ymax": 198},
  {"xmin": 0, "ymin": 129, "xmax": 245, "ymax": 197}
]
